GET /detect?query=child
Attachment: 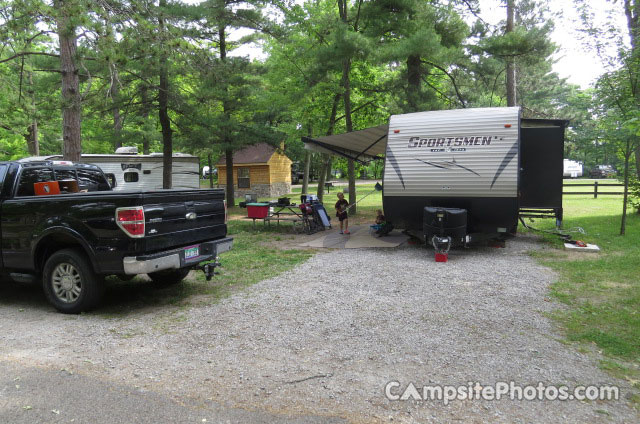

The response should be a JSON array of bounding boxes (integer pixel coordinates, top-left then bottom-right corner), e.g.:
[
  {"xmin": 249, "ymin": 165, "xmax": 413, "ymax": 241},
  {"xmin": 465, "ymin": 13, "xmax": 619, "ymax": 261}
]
[
  {"xmin": 335, "ymin": 192, "xmax": 350, "ymax": 234},
  {"xmin": 375, "ymin": 209, "xmax": 385, "ymax": 225}
]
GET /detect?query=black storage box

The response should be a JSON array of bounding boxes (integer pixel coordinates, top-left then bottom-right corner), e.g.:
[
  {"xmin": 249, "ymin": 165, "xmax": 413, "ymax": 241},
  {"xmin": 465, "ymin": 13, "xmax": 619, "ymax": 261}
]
[{"xmin": 423, "ymin": 207, "xmax": 467, "ymax": 241}]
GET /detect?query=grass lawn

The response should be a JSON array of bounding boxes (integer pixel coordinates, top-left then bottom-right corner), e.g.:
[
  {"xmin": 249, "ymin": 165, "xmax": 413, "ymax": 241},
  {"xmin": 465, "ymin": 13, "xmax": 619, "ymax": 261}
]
[
  {"xmin": 99, "ymin": 219, "xmax": 313, "ymax": 315},
  {"xmin": 526, "ymin": 193, "xmax": 640, "ymax": 401}
]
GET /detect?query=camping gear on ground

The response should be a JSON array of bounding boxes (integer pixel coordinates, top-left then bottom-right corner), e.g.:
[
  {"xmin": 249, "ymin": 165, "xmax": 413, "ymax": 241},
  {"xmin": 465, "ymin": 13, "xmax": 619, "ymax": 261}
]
[
  {"xmin": 300, "ymin": 194, "xmax": 318, "ymax": 204},
  {"xmin": 302, "ymin": 107, "xmax": 566, "ymax": 254},
  {"xmin": 247, "ymin": 203, "xmax": 270, "ymax": 219},
  {"xmin": 298, "ymin": 197, "xmax": 331, "ymax": 234},
  {"xmin": 314, "ymin": 203, "xmax": 331, "ymax": 228}
]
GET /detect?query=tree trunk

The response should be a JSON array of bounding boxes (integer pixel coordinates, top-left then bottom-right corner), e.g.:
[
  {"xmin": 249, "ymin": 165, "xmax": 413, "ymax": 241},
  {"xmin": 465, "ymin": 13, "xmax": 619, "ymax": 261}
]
[
  {"xmin": 141, "ymin": 84, "xmax": 150, "ymax": 154},
  {"xmin": 111, "ymin": 66, "xmax": 123, "ymax": 149},
  {"xmin": 317, "ymin": 93, "xmax": 341, "ymax": 201},
  {"xmin": 302, "ymin": 150, "xmax": 311, "ymax": 194},
  {"xmin": 317, "ymin": 155, "xmax": 330, "ymax": 203},
  {"xmin": 406, "ymin": 54, "xmax": 421, "ymax": 112},
  {"xmin": 505, "ymin": 0, "xmax": 517, "ymax": 107},
  {"xmin": 219, "ymin": 25, "xmax": 235, "ymax": 206},
  {"xmin": 635, "ymin": 144, "xmax": 640, "ymax": 179},
  {"xmin": 158, "ymin": 0, "xmax": 172, "ymax": 189},
  {"xmin": 225, "ymin": 148, "xmax": 234, "ymax": 204},
  {"xmin": 325, "ymin": 159, "xmax": 332, "ymax": 181},
  {"xmin": 208, "ymin": 154, "xmax": 213, "ymax": 188},
  {"xmin": 55, "ymin": 1, "xmax": 82, "ymax": 161},
  {"xmin": 25, "ymin": 71, "xmax": 39, "ymax": 156},
  {"xmin": 342, "ymin": 58, "xmax": 356, "ymax": 214},
  {"xmin": 623, "ymin": 1, "xmax": 639, "ymax": 176},
  {"xmin": 620, "ymin": 142, "xmax": 631, "ymax": 235},
  {"xmin": 338, "ymin": 0, "xmax": 356, "ymax": 213}
]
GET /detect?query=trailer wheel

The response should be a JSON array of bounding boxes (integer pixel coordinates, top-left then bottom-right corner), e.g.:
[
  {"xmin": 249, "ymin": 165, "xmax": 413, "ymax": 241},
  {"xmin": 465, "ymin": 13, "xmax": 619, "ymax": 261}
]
[
  {"xmin": 148, "ymin": 268, "xmax": 190, "ymax": 286},
  {"xmin": 42, "ymin": 249, "xmax": 105, "ymax": 314}
]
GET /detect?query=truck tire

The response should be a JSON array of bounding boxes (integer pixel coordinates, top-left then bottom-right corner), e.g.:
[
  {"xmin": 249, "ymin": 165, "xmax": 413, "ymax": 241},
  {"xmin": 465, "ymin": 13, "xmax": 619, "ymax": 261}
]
[
  {"xmin": 42, "ymin": 249, "xmax": 105, "ymax": 314},
  {"xmin": 148, "ymin": 268, "xmax": 190, "ymax": 286}
]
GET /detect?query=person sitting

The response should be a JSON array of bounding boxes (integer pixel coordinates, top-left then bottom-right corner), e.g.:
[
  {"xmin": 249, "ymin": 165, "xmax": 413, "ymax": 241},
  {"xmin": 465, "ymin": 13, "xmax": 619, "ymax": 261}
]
[{"xmin": 371, "ymin": 209, "xmax": 393, "ymax": 237}]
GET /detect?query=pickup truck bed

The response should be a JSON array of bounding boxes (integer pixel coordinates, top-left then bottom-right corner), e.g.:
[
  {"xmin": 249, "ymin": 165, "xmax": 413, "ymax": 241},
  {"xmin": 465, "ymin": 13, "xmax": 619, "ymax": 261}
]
[{"xmin": 0, "ymin": 161, "xmax": 232, "ymax": 313}]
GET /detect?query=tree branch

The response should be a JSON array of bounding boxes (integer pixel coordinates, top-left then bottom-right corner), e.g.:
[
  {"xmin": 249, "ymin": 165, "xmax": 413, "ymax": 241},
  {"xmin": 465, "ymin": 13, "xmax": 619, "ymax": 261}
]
[
  {"xmin": 0, "ymin": 51, "xmax": 60, "ymax": 64},
  {"xmin": 421, "ymin": 60, "xmax": 467, "ymax": 107}
]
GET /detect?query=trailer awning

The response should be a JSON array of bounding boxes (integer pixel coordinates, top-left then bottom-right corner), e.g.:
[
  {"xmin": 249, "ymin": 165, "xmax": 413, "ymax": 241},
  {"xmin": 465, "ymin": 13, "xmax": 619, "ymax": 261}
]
[{"xmin": 302, "ymin": 124, "xmax": 389, "ymax": 164}]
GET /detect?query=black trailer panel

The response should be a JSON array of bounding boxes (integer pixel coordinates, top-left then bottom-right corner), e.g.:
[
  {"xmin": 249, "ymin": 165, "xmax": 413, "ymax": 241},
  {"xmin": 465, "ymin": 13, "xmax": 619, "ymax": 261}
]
[{"xmin": 519, "ymin": 120, "xmax": 566, "ymax": 223}]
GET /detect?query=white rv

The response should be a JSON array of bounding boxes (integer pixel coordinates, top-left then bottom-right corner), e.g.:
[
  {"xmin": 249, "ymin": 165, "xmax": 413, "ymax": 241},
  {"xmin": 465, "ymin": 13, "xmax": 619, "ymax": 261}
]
[
  {"xmin": 30, "ymin": 147, "xmax": 200, "ymax": 191},
  {"xmin": 563, "ymin": 159, "xmax": 583, "ymax": 178},
  {"xmin": 303, "ymin": 107, "xmax": 566, "ymax": 245}
]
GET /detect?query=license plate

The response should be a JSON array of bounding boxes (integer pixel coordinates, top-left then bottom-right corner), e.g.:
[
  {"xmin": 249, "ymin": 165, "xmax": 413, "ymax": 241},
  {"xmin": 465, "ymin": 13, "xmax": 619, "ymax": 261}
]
[{"xmin": 184, "ymin": 246, "xmax": 200, "ymax": 260}]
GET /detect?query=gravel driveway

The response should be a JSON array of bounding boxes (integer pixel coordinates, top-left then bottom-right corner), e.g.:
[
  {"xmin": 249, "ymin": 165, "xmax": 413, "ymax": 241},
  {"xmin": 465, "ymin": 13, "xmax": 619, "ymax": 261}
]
[{"xmin": 0, "ymin": 235, "xmax": 637, "ymax": 423}]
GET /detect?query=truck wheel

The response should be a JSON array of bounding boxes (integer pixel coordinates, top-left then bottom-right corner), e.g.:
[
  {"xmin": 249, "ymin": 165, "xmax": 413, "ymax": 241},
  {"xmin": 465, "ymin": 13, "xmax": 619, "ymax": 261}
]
[
  {"xmin": 148, "ymin": 268, "xmax": 190, "ymax": 286},
  {"xmin": 42, "ymin": 249, "xmax": 104, "ymax": 314}
]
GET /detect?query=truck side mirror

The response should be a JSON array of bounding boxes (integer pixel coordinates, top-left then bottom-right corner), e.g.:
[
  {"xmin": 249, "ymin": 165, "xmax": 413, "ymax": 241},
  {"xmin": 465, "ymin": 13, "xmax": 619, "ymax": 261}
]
[{"xmin": 105, "ymin": 173, "xmax": 117, "ymax": 189}]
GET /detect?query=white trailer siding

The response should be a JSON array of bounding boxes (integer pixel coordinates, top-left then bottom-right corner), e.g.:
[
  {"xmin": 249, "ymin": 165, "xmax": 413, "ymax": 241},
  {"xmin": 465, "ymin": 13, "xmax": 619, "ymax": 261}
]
[
  {"xmin": 42, "ymin": 154, "xmax": 200, "ymax": 191},
  {"xmin": 383, "ymin": 107, "xmax": 520, "ymax": 198}
]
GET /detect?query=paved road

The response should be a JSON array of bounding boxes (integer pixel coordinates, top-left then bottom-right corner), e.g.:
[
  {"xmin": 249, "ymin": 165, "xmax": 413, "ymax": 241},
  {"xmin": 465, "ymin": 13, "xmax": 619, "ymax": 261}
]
[{"xmin": 0, "ymin": 359, "xmax": 344, "ymax": 424}]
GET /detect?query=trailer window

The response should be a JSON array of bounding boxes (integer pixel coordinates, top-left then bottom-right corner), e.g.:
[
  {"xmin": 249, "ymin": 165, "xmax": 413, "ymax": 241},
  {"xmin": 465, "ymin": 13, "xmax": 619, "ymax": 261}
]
[
  {"xmin": 77, "ymin": 169, "xmax": 111, "ymax": 191},
  {"xmin": 124, "ymin": 172, "xmax": 139, "ymax": 183},
  {"xmin": 237, "ymin": 168, "xmax": 250, "ymax": 188},
  {"xmin": 17, "ymin": 167, "xmax": 54, "ymax": 196}
]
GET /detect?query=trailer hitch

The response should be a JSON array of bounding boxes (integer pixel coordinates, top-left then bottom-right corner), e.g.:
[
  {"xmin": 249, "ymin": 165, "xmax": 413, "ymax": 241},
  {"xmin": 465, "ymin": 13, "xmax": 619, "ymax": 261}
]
[
  {"xmin": 431, "ymin": 236, "xmax": 451, "ymax": 263},
  {"xmin": 198, "ymin": 258, "xmax": 221, "ymax": 281}
]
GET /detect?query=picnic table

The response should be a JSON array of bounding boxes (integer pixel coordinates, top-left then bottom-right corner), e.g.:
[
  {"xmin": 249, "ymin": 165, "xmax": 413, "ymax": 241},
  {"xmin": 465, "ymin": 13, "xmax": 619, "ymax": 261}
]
[{"xmin": 245, "ymin": 203, "xmax": 303, "ymax": 230}]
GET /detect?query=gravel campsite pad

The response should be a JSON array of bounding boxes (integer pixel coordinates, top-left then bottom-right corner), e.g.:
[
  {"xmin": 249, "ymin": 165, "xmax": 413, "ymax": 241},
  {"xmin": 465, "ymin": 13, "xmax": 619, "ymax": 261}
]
[{"xmin": 1, "ymin": 235, "xmax": 637, "ymax": 423}]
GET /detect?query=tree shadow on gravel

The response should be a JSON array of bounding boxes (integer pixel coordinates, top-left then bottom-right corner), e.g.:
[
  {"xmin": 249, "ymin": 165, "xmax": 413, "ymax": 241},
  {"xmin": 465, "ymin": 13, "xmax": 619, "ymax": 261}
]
[
  {"xmin": 0, "ymin": 274, "xmax": 224, "ymax": 317},
  {"xmin": 96, "ymin": 274, "xmax": 226, "ymax": 317},
  {"xmin": 0, "ymin": 277, "xmax": 50, "ymax": 311}
]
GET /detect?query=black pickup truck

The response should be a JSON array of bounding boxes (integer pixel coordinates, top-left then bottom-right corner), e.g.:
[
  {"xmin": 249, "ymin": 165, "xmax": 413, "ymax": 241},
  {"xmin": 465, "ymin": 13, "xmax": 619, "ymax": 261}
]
[{"xmin": 0, "ymin": 160, "xmax": 232, "ymax": 313}]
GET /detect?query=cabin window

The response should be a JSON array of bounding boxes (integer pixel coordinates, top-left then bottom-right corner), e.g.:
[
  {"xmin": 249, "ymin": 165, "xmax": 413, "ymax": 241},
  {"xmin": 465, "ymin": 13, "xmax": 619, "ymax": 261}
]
[
  {"xmin": 17, "ymin": 167, "xmax": 54, "ymax": 196},
  {"xmin": 124, "ymin": 172, "xmax": 139, "ymax": 183},
  {"xmin": 237, "ymin": 168, "xmax": 250, "ymax": 188}
]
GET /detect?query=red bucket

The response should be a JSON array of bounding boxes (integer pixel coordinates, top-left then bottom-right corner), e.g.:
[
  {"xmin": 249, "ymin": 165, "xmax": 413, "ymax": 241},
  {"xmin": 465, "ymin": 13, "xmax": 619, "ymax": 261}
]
[{"xmin": 435, "ymin": 253, "xmax": 448, "ymax": 262}]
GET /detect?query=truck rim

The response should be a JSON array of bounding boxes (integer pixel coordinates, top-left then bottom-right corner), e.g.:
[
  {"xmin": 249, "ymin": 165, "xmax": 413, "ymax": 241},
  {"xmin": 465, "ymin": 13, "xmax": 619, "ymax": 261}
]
[{"xmin": 52, "ymin": 263, "xmax": 82, "ymax": 303}]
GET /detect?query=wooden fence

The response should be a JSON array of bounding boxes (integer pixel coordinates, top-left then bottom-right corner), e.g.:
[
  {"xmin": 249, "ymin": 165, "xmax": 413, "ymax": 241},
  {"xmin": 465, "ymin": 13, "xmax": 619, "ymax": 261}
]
[{"xmin": 563, "ymin": 182, "xmax": 625, "ymax": 198}]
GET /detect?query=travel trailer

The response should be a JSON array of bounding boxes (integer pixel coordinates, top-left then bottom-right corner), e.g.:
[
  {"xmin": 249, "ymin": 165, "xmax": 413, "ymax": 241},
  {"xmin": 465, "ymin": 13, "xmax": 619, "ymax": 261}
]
[
  {"xmin": 563, "ymin": 159, "xmax": 583, "ymax": 178},
  {"xmin": 24, "ymin": 147, "xmax": 200, "ymax": 191},
  {"xmin": 303, "ymin": 107, "xmax": 566, "ymax": 248}
]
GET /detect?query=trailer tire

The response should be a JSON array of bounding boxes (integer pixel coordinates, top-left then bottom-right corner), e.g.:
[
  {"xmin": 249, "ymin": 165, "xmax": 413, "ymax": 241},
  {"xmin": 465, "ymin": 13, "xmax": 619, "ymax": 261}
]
[
  {"xmin": 42, "ymin": 249, "xmax": 105, "ymax": 314},
  {"xmin": 148, "ymin": 268, "xmax": 190, "ymax": 286}
]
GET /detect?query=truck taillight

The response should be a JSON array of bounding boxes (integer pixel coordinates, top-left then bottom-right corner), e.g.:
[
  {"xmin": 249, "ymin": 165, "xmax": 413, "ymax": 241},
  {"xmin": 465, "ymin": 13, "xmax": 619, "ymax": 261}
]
[
  {"xmin": 116, "ymin": 206, "xmax": 145, "ymax": 238},
  {"xmin": 224, "ymin": 199, "xmax": 228, "ymax": 224}
]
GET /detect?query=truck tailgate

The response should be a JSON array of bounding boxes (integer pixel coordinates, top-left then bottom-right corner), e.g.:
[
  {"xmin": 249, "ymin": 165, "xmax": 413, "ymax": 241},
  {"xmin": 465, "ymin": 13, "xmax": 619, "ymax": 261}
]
[{"xmin": 141, "ymin": 189, "xmax": 227, "ymax": 252}]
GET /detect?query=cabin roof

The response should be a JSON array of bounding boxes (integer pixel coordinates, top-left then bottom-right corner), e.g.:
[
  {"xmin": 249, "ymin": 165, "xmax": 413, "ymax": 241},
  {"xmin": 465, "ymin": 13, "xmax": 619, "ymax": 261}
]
[{"xmin": 217, "ymin": 143, "xmax": 279, "ymax": 165}]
